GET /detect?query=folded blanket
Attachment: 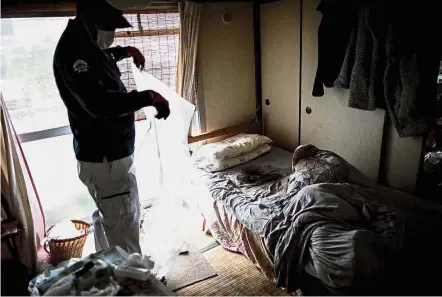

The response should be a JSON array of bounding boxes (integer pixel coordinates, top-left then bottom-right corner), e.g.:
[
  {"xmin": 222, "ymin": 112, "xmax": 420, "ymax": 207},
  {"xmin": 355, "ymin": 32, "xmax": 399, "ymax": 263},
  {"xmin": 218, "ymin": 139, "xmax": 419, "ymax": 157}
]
[
  {"xmin": 195, "ymin": 144, "xmax": 272, "ymax": 172},
  {"xmin": 192, "ymin": 134, "xmax": 272, "ymax": 162}
]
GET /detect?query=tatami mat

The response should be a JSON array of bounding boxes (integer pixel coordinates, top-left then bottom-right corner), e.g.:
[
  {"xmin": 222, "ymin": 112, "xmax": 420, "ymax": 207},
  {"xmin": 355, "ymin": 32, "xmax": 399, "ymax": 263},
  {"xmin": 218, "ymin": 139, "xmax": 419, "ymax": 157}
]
[{"xmin": 176, "ymin": 246, "xmax": 292, "ymax": 296}]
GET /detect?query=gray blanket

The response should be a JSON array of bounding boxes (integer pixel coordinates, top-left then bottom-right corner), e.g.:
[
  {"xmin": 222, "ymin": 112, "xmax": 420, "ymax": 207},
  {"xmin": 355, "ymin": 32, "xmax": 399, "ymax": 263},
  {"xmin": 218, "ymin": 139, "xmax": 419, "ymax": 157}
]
[{"xmin": 200, "ymin": 145, "xmax": 442, "ymax": 294}]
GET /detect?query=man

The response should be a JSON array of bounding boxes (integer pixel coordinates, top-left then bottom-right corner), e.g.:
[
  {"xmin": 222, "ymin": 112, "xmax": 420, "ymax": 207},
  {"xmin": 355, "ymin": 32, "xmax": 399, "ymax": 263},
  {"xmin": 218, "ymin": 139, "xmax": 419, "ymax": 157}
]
[{"xmin": 53, "ymin": 0, "xmax": 170, "ymax": 254}]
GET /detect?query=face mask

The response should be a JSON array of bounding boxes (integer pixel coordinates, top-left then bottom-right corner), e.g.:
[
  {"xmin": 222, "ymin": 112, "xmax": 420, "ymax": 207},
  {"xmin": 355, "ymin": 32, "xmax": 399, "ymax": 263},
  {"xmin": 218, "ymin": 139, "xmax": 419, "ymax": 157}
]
[{"xmin": 96, "ymin": 29, "xmax": 115, "ymax": 49}]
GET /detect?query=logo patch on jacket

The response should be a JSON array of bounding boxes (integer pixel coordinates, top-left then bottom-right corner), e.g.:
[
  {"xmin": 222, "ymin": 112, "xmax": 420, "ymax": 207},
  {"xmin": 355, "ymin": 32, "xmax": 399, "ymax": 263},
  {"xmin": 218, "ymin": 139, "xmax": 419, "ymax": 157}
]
[{"xmin": 73, "ymin": 60, "xmax": 89, "ymax": 73}]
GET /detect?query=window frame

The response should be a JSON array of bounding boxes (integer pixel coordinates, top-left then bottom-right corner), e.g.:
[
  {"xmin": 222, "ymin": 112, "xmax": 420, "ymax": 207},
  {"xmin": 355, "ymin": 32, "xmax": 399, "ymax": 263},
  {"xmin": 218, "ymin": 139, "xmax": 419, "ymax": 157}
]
[{"xmin": 18, "ymin": 125, "xmax": 72, "ymax": 143}]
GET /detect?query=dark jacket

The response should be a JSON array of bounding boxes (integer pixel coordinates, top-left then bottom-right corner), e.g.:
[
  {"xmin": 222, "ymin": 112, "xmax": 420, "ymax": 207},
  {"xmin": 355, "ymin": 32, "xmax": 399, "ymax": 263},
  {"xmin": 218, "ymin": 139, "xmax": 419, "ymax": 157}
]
[
  {"xmin": 335, "ymin": 3, "xmax": 387, "ymax": 111},
  {"xmin": 383, "ymin": 3, "xmax": 441, "ymax": 137},
  {"xmin": 312, "ymin": 0, "xmax": 363, "ymax": 97},
  {"xmin": 53, "ymin": 18, "xmax": 154, "ymax": 162}
]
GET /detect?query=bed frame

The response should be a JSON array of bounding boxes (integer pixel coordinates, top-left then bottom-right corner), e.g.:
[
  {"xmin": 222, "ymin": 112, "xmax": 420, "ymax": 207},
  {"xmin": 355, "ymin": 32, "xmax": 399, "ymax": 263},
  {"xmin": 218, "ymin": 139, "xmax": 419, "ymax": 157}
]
[{"xmin": 188, "ymin": 118, "xmax": 262, "ymax": 144}]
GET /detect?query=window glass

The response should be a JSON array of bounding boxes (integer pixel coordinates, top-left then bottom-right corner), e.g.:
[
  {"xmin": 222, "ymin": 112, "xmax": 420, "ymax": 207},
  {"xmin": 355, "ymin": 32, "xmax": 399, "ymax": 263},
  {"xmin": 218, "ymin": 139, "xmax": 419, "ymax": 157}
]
[{"xmin": 1, "ymin": 17, "xmax": 71, "ymax": 134}]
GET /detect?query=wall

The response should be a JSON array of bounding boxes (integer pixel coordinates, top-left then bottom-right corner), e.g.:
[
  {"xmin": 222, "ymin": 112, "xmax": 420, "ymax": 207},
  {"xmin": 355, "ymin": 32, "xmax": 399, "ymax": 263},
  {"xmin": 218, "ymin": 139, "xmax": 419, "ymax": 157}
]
[
  {"xmin": 198, "ymin": 2, "xmax": 256, "ymax": 133},
  {"xmin": 260, "ymin": 0, "xmax": 300, "ymax": 151},
  {"xmin": 381, "ymin": 121, "xmax": 423, "ymax": 193}
]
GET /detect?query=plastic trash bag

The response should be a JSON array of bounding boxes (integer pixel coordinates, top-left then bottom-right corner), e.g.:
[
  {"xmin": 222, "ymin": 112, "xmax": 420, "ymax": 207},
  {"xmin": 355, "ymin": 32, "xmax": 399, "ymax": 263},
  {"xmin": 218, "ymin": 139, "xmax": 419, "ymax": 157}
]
[
  {"xmin": 131, "ymin": 64, "xmax": 196, "ymax": 279},
  {"xmin": 134, "ymin": 107, "xmax": 163, "ymax": 207}
]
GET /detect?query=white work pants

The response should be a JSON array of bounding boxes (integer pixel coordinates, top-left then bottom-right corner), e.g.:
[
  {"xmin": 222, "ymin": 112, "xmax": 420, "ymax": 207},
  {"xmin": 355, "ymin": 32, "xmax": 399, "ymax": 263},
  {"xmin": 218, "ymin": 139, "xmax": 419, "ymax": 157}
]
[{"xmin": 78, "ymin": 155, "xmax": 141, "ymax": 254}]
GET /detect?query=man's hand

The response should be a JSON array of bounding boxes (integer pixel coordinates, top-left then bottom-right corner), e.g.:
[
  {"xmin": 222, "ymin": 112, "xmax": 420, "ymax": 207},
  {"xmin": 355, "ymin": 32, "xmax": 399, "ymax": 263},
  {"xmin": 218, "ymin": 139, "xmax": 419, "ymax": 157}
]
[
  {"xmin": 149, "ymin": 90, "xmax": 170, "ymax": 120},
  {"xmin": 127, "ymin": 46, "xmax": 145, "ymax": 70}
]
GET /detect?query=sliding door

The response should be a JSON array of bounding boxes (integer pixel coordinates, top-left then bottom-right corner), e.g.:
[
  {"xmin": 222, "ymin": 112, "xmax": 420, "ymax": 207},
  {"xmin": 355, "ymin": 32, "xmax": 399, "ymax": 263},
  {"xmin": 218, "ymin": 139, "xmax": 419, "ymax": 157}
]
[
  {"xmin": 261, "ymin": 0, "xmax": 300, "ymax": 151},
  {"xmin": 300, "ymin": 0, "xmax": 385, "ymax": 180}
]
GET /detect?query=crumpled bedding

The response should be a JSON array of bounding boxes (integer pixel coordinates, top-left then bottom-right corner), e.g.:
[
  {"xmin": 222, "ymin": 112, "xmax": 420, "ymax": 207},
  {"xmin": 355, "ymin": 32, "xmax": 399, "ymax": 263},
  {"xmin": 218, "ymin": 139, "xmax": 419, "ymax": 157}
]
[
  {"xmin": 267, "ymin": 183, "xmax": 403, "ymax": 293},
  {"xmin": 198, "ymin": 144, "xmax": 442, "ymax": 294}
]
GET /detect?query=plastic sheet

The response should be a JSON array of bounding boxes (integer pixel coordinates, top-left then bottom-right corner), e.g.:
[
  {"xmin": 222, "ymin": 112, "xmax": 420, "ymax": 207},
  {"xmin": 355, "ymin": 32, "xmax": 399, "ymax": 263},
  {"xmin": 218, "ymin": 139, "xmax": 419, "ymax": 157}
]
[
  {"xmin": 29, "ymin": 258, "xmax": 80, "ymax": 296},
  {"xmin": 134, "ymin": 107, "xmax": 163, "ymax": 206},
  {"xmin": 131, "ymin": 64, "xmax": 197, "ymax": 278}
]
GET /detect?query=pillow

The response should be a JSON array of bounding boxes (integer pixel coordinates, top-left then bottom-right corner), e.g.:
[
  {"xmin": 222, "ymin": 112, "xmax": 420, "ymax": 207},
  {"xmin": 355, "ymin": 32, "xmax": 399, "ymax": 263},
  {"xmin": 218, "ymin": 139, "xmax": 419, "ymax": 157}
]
[
  {"xmin": 192, "ymin": 134, "xmax": 272, "ymax": 162},
  {"xmin": 196, "ymin": 144, "xmax": 272, "ymax": 172}
]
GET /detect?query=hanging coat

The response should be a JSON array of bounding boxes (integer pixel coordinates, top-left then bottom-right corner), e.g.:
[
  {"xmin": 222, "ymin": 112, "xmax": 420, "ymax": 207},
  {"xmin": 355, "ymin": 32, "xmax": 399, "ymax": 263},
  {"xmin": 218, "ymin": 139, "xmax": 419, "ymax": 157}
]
[
  {"xmin": 383, "ymin": 3, "xmax": 441, "ymax": 137},
  {"xmin": 312, "ymin": 0, "xmax": 363, "ymax": 97},
  {"xmin": 335, "ymin": 2, "xmax": 442, "ymax": 137},
  {"xmin": 334, "ymin": 3, "xmax": 388, "ymax": 111}
]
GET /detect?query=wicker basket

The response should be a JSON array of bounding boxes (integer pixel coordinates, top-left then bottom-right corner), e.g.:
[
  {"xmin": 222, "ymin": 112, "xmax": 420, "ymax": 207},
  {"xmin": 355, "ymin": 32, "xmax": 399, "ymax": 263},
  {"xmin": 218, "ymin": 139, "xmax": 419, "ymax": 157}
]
[{"xmin": 44, "ymin": 220, "xmax": 91, "ymax": 264}]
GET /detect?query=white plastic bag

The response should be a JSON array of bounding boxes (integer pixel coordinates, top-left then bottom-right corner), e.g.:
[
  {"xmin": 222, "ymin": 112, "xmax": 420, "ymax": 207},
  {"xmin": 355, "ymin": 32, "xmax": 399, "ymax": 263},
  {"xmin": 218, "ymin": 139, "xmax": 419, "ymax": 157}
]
[{"xmin": 131, "ymin": 64, "xmax": 196, "ymax": 278}]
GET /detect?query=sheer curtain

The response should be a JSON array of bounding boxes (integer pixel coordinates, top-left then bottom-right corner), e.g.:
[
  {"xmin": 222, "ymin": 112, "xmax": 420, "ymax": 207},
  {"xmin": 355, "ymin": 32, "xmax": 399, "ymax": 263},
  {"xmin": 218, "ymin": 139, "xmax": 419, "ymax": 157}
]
[
  {"xmin": 176, "ymin": 0, "xmax": 203, "ymax": 142},
  {"xmin": 1, "ymin": 94, "xmax": 45, "ymax": 274}
]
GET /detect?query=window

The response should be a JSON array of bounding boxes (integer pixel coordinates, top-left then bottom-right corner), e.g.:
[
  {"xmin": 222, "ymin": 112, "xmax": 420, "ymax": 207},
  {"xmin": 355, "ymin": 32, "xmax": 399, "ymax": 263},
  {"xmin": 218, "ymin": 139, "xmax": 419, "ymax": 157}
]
[{"xmin": 1, "ymin": 17, "xmax": 71, "ymax": 134}]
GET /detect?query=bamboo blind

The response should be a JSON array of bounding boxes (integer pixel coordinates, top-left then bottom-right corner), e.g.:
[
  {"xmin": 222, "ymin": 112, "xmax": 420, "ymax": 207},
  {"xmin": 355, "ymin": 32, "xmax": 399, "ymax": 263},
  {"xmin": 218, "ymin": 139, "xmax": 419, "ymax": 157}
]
[{"xmin": 114, "ymin": 10, "xmax": 180, "ymax": 120}]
